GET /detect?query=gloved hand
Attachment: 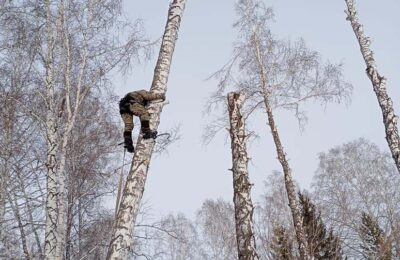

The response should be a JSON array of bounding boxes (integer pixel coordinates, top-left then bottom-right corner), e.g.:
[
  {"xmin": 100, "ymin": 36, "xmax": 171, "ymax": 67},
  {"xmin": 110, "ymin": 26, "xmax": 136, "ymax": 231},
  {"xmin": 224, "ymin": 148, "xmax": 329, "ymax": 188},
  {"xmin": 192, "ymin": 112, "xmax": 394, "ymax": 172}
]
[{"xmin": 159, "ymin": 93, "xmax": 166, "ymax": 101}]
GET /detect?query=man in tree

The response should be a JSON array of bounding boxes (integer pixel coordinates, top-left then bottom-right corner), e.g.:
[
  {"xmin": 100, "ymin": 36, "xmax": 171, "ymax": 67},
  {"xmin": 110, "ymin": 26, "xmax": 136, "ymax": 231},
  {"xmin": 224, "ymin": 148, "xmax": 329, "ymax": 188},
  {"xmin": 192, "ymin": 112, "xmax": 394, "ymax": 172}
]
[{"xmin": 119, "ymin": 90, "xmax": 165, "ymax": 153}]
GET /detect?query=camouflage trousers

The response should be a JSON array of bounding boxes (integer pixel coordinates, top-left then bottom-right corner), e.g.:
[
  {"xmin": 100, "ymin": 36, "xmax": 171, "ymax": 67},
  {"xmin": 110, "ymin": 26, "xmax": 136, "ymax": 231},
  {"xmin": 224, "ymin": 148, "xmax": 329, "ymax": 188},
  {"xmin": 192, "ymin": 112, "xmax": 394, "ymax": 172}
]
[{"xmin": 121, "ymin": 103, "xmax": 150, "ymax": 132}]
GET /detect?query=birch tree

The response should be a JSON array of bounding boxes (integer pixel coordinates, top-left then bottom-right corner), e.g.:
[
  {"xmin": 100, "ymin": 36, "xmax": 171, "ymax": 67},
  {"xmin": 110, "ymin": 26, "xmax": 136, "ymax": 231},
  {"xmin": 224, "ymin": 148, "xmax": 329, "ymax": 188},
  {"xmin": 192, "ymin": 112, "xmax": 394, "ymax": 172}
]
[
  {"xmin": 196, "ymin": 199, "xmax": 238, "ymax": 260},
  {"xmin": 140, "ymin": 213, "xmax": 203, "ymax": 260},
  {"xmin": 228, "ymin": 92, "xmax": 259, "ymax": 260},
  {"xmin": 107, "ymin": 0, "xmax": 186, "ymax": 258},
  {"xmin": 63, "ymin": 95, "xmax": 121, "ymax": 260},
  {"xmin": 255, "ymin": 172, "xmax": 294, "ymax": 260},
  {"xmin": 0, "ymin": 7, "xmax": 46, "ymax": 257},
  {"xmin": 209, "ymin": 1, "xmax": 352, "ymax": 258},
  {"xmin": 0, "ymin": 1, "xmax": 145, "ymax": 258},
  {"xmin": 344, "ymin": 0, "xmax": 400, "ymax": 174},
  {"xmin": 38, "ymin": 1, "xmax": 147, "ymax": 258}
]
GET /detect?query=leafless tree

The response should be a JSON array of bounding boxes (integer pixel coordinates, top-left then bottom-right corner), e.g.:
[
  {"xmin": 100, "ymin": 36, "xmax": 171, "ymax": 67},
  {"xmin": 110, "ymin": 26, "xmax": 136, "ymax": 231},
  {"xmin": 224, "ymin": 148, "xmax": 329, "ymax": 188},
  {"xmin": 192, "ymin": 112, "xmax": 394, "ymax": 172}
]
[
  {"xmin": 312, "ymin": 138, "xmax": 400, "ymax": 258},
  {"xmin": 40, "ymin": 1, "xmax": 147, "ymax": 257},
  {"xmin": 345, "ymin": 0, "xmax": 400, "ymax": 174},
  {"xmin": 228, "ymin": 92, "xmax": 259, "ymax": 259},
  {"xmin": 255, "ymin": 172, "xmax": 295, "ymax": 260},
  {"xmin": 208, "ymin": 1, "xmax": 352, "ymax": 258},
  {"xmin": 135, "ymin": 213, "xmax": 203, "ymax": 260},
  {"xmin": 0, "ymin": 0, "xmax": 148, "ymax": 258},
  {"xmin": 196, "ymin": 199, "xmax": 238, "ymax": 260},
  {"xmin": 63, "ymin": 94, "xmax": 121, "ymax": 260},
  {"xmin": 107, "ymin": 1, "xmax": 186, "ymax": 259},
  {"xmin": 0, "ymin": 9, "xmax": 46, "ymax": 257}
]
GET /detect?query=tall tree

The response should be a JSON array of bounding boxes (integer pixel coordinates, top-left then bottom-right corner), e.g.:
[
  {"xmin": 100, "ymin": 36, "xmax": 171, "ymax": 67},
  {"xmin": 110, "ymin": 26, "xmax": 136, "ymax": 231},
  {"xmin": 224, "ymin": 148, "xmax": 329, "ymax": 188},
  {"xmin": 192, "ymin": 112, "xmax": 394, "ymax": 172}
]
[
  {"xmin": 107, "ymin": 0, "xmax": 186, "ymax": 259},
  {"xmin": 344, "ymin": 0, "xmax": 400, "ymax": 174},
  {"xmin": 0, "ymin": 6, "xmax": 46, "ymax": 257},
  {"xmin": 227, "ymin": 92, "xmax": 259, "ymax": 260},
  {"xmin": 0, "ymin": 0, "xmax": 146, "ymax": 258},
  {"xmin": 144, "ymin": 213, "xmax": 203, "ymax": 260},
  {"xmin": 196, "ymin": 199, "xmax": 238, "ymax": 260},
  {"xmin": 209, "ymin": 1, "xmax": 352, "ymax": 258},
  {"xmin": 41, "ymin": 1, "xmax": 145, "ymax": 258},
  {"xmin": 63, "ymin": 95, "xmax": 120, "ymax": 260}
]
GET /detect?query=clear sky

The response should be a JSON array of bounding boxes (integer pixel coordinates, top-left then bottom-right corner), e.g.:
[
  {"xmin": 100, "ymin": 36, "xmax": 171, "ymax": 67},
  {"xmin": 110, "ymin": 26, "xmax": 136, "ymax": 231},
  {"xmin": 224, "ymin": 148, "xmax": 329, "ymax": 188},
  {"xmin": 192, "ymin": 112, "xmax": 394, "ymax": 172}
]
[{"xmin": 115, "ymin": 0, "xmax": 400, "ymax": 219}]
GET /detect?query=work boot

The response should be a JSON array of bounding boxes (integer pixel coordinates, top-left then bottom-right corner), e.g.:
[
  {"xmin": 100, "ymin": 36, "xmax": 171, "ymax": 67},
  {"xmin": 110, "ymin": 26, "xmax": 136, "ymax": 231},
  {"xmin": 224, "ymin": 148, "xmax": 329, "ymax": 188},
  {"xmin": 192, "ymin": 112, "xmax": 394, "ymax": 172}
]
[
  {"xmin": 141, "ymin": 121, "xmax": 157, "ymax": 139},
  {"xmin": 123, "ymin": 131, "xmax": 134, "ymax": 153}
]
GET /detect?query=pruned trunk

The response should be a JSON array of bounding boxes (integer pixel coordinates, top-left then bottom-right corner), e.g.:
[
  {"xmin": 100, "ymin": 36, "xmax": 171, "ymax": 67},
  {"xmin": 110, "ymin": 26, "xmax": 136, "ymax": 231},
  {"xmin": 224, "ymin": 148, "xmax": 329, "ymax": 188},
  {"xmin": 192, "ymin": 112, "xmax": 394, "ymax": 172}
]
[
  {"xmin": 106, "ymin": 0, "xmax": 186, "ymax": 259},
  {"xmin": 251, "ymin": 33, "xmax": 309, "ymax": 259},
  {"xmin": 227, "ymin": 92, "xmax": 259, "ymax": 260},
  {"xmin": 345, "ymin": 0, "xmax": 400, "ymax": 174}
]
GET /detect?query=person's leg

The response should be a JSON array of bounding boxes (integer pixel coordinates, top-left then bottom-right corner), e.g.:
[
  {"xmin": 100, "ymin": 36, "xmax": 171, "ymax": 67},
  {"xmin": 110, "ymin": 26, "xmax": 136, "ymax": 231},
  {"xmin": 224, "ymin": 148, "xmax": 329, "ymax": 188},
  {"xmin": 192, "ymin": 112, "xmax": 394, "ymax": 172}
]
[
  {"xmin": 130, "ymin": 103, "xmax": 157, "ymax": 139},
  {"xmin": 120, "ymin": 113, "xmax": 134, "ymax": 152}
]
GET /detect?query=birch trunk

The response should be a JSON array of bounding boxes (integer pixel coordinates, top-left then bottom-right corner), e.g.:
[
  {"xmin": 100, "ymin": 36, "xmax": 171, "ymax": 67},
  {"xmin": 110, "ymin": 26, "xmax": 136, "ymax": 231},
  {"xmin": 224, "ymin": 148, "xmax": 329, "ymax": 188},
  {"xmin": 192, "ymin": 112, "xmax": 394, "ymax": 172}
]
[
  {"xmin": 263, "ymin": 95, "xmax": 309, "ymax": 259},
  {"xmin": 44, "ymin": 0, "xmax": 60, "ymax": 258},
  {"xmin": 56, "ymin": 2, "xmax": 89, "ymax": 256},
  {"xmin": 252, "ymin": 34, "xmax": 309, "ymax": 259},
  {"xmin": 345, "ymin": 0, "xmax": 400, "ymax": 174},
  {"xmin": 106, "ymin": 0, "xmax": 186, "ymax": 259},
  {"xmin": 227, "ymin": 92, "xmax": 259, "ymax": 260}
]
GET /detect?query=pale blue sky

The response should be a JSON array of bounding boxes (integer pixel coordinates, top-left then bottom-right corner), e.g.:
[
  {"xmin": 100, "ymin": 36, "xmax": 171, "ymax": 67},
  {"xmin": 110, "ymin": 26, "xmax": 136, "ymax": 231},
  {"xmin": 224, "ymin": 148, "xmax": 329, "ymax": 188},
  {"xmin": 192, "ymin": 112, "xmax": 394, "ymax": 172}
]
[{"xmin": 116, "ymin": 0, "xmax": 400, "ymax": 218}]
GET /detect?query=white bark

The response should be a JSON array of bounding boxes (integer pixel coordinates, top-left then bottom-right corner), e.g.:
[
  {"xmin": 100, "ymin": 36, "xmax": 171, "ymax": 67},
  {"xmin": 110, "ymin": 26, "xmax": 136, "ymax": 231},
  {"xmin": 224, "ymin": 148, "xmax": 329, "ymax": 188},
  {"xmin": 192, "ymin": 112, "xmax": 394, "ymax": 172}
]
[
  {"xmin": 44, "ymin": 0, "xmax": 60, "ymax": 258},
  {"xmin": 345, "ymin": 0, "xmax": 400, "ymax": 174},
  {"xmin": 252, "ymin": 33, "xmax": 309, "ymax": 259},
  {"xmin": 227, "ymin": 92, "xmax": 259, "ymax": 260},
  {"xmin": 106, "ymin": 1, "xmax": 186, "ymax": 259},
  {"xmin": 56, "ymin": 2, "xmax": 89, "ymax": 255}
]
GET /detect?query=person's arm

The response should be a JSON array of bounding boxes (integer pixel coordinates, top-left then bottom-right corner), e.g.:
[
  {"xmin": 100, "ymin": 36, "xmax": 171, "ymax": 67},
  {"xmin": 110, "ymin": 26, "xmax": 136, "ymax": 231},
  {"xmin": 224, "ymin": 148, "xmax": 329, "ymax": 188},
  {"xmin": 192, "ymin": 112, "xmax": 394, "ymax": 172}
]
[{"xmin": 141, "ymin": 90, "xmax": 165, "ymax": 101}]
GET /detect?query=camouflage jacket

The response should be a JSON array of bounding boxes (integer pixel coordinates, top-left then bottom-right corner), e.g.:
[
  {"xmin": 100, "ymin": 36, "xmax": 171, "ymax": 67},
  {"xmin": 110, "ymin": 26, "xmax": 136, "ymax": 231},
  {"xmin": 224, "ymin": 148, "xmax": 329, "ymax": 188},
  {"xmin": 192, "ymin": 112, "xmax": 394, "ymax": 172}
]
[{"xmin": 124, "ymin": 90, "xmax": 165, "ymax": 106}]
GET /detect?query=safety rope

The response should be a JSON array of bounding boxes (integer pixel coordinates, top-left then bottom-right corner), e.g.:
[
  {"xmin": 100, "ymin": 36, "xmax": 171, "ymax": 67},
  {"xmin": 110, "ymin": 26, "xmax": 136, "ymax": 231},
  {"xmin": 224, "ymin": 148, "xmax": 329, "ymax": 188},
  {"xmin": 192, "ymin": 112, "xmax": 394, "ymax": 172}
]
[{"xmin": 114, "ymin": 148, "xmax": 126, "ymax": 219}]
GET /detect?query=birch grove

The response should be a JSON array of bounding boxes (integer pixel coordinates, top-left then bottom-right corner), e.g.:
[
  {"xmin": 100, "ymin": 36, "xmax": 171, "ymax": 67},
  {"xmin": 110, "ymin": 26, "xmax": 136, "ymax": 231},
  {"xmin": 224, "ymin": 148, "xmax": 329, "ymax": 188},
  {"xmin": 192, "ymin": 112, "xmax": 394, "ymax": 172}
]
[
  {"xmin": 0, "ymin": 0, "xmax": 398, "ymax": 259},
  {"xmin": 207, "ymin": 0, "xmax": 352, "ymax": 258},
  {"xmin": 344, "ymin": 0, "xmax": 400, "ymax": 174},
  {"xmin": 42, "ymin": 1, "xmax": 146, "ymax": 258},
  {"xmin": 107, "ymin": 1, "xmax": 186, "ymax": 258},
  {"xmin": 1, "ymin": 0, "xmax": 146, "ymax": 258},
  {"xmin": 227, "ymin": 92, "xmax": 259, "ymax": 260}
]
